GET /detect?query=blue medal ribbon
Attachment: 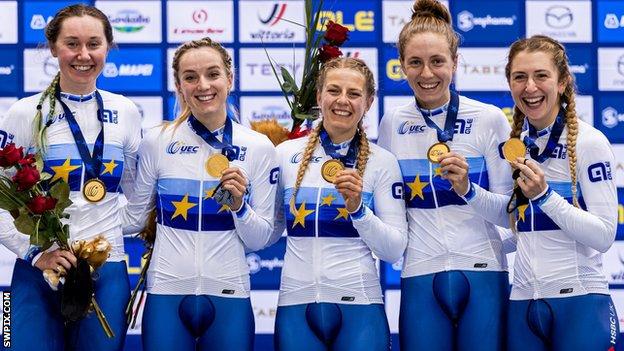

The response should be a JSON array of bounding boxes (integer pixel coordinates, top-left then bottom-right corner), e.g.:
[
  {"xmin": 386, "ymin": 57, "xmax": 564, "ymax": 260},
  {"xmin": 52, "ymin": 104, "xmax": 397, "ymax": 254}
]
[
  {"xmin": 523, "ymin": 109, "xmax": 566, "ymax": 163},
  {"xmin": 187, "ymin": 115, "xmax": 237, "ymax": 160},
  {"xmin": 55, "ymin": 88, "xmax": 104, "ymax": 181},
  {"xmin": 318, "ymin": 127, "xmax": 359, "ymax": 168},
  {"xmin": 417, "ymin": 90, "xmax": 460, "ymax": 142}
]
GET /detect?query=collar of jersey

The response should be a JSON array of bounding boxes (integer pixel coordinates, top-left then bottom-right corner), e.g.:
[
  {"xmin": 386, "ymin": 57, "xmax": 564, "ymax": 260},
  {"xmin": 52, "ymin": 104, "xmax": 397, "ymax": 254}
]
[
  {"xmin": 331, "ymin": 138, "xmax": 353, "ymax": 156},
  {"xmin": 59, "ymin": 90, "xmax": 97, "ymax": 102},
  {"xmin": 525, "ymin": 119, "xmax": 554, "ymax": 138},
  {"xmin": 416, "ymin": 102, "xmax": 448, "ymax": 118}
]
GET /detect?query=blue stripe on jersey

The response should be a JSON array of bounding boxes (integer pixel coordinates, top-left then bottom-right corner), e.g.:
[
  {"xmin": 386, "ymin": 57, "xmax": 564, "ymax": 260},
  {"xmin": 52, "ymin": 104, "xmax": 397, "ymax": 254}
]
[
  {"xmin": 283, "ymin": 186, "xmax": 373, "ymax": 238},
  {"xmin": 156, "ymin": 178, "xmax": 236, "ymax": 231},
  {"xmin": 517, "ymin": 181, "xmax": 586, "ymax": 232},
  {"xmin": 44, "ymin": 143, "xmax": 125, "ymax": 192},
  {"xmin": 399, "ymin": 157, "xmax": 489, "ymax": 209}
]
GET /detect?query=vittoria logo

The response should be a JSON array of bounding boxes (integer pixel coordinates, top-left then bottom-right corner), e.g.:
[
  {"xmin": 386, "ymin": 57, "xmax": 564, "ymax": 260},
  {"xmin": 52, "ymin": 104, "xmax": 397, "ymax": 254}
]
[{"xmin": 259, "ymin": 3, "xmax": 287, "ymax": 26}]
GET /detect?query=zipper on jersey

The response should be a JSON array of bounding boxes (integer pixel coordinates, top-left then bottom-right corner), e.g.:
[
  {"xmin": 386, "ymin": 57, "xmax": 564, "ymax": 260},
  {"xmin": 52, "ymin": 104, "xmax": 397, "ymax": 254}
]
[
  {"xmin": 429, "ymin": 162, "xmax": 450, "ymax": 270},
  {"xmin": 528, "ymin": 201, "xmax": 540, "ymax": 299},
  {"xmin": 313, "ymin": 186, "xmax": 323, "ymax": 302}
]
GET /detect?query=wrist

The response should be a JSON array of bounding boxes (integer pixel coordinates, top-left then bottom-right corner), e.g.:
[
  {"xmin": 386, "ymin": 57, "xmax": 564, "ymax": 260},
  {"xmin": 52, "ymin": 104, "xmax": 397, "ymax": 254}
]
[
  {"xmin": 461, "ymin": 182, "xmax": 476, "ymax": 201},
  {"xmin": 530, "ymin": 186, "xmax": 552, "ymax": 207}
]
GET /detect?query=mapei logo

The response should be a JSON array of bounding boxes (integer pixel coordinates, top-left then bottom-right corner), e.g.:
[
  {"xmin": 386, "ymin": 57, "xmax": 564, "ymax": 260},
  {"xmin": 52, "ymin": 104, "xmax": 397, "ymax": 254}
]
[
  {"xmin": 166, "ymin": 141, "xmax": 199, "ymax": 154},
  {"xmin": 246, "ymin": 253, "xmax": 284, "ymax": 274},
  {"xmin": 569, "ymin": 64, "xmax": 588, "ymax": 75},
  {"xmin": 290, "ymin": 152, "xmax": 322, "ymax": 164},
  {"xmin": 108, "ymin": 9, "xmax": 150, "ymax": 33},
  {"xmin": 0, "ymin": 65, "xmax": 14, "ymax": 75},
  {"xmin": 456, "ymin": 11, "xmax": 516, "ymax": 32},
  {"xmin": 545, "ymin": 6, "xmax": 573, "ymax": 29},
  {"xmin": 102, "ymin": 63, "xmax": 154, "ymax": 78},
  {"xmin": 397, "ymin": 121, "xmax": 427, "ymax": 135},
  {"xmin": 588, "ymin": 162, "xmax": 612, "ymax": 182},
  {"xmin": 317, "ymin": 11, "xmax": 374, "ymax": 32},
  {"xmin": 602, "ymin": 107, "xmax": 624, "ymax": 128},
  {"xmin": 604, "ymin": 13, "xmax": 624, "ymax": 29},
  {"xmin": 30, "ymin": 14, "xmax": 53, "ymax": 30}
]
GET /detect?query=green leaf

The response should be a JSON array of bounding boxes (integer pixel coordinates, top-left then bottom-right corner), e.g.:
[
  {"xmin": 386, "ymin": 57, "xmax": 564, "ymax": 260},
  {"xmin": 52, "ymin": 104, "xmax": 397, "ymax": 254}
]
[
  {"xmin": 50, "ymin": 181, "xmax": 70, "ymax": 203},
  {"xmin": 280, "ymin": 66, "xmax": 298, "ymax": 91},
  {"xmin": 34, "ymin": 153, "xmax": 44, "ymax": 172},
  {"xmin": 294, "ymin": 113, "xmax": 316, "ymax": 120},
  {"xmin": 40, "ymin": 172, "xmax": 52, "ymax": 181},
  {"xmin": 14, "ymin": 213, "xmax": 35, "ymax": 236},
  {"xmin": 55, "ymin": 199, "xmax": 72, "ymax": 214}
]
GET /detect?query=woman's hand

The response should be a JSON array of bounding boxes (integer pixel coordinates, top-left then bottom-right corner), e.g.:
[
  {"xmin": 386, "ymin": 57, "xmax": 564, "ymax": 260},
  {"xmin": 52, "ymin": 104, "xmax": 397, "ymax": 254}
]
[
  {"xmin": 334, "ymin": 169, "xmax": 363, "ymax": 213},
  {"xmin": 438, "ymin": 152, "xmax": 470, "ymax": 196},
  {"xmin": 34, "ymin": 249, "xmax": 77, "ymax": 274},
  {"xmin": 220, "ymin": 167, "xmax": 248, "ymax": 211},
  {"xmin": 513, "ymin": 158, "xmax": 547, "ymax": 199}
]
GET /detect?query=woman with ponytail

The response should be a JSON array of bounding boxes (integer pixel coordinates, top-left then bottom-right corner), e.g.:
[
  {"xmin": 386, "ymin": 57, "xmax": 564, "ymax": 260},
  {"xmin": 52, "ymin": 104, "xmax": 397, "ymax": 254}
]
[
  {"xmin": 271, "ymin": 57, "xmax": 407, "ymax": 350},
  {"xmin": 377, "ymin": 0, "xmax": 513, "ymax": 349},
  {"xmin": 121, "ymin": 37, "xmax": 277, "ymax": 351},
  {"xmin": 0, "ymin": 4, "xmax": 141, "ymax": 350},
  {"xmin": 465, "ymin": 35, "xmax": 619, "ymax": 351}
]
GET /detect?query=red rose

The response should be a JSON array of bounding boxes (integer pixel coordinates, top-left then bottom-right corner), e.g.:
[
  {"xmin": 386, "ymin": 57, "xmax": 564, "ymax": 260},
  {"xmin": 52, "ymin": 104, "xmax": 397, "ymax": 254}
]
[
  {"xmin": 323, "ymin": 21, "xmax": 349, "ymax": 46},
  {"xmin": 13, "ymin": 165, "xmax": 40, "ymax": 191},
  {"xmin": 0, "ymin": 143, "xmax": 24, "ymax": 168},
  {"xmin": 18, "ymin": 154, "xmax": 36, "ymax": 167},
  {"xmin": 27, "ymin": 195, "xmax": 56, "ymax": 214},
  {"xmin": 288, "ymin": 125, "xmax": 310, "ymax": 140},
  {"xmin": 318, "ymin": 45, "xmax": 342, "ymax": 63}
]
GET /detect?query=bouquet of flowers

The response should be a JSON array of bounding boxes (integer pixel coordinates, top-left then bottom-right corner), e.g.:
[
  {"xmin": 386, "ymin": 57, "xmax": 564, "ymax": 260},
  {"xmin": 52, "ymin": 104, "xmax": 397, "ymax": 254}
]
[
  {"xmin": 0, "ymin": 142, "xmax": 114, "ymax": 337},
  {"xmin": 252, "ymin": 0, "xmax": 349, "ymax": 145}
]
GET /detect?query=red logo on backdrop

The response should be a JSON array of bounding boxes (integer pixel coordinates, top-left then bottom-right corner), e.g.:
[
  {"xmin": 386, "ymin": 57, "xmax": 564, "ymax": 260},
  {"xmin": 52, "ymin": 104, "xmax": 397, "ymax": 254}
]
[
  {"xmin": 259, "ymin": 3, "xmax": 287, "ymax": 26},
  {"xmin": 192, "ymin": 10, "xmax": 208, "ymax": 24}
]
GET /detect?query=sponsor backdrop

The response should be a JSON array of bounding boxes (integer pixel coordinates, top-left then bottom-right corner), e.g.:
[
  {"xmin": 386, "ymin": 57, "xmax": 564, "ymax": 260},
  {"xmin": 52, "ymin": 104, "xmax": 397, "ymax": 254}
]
[{"xmin": 1, "ymin": 0, "xmax": 624, "ymax": 350}]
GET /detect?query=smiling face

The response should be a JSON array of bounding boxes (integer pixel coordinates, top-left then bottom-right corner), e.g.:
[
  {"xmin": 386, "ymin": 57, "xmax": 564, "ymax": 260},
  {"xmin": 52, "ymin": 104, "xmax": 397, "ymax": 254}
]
[
  {"xmin": 317, "ymin": 67, "xmax": 373, "ymax": 143},
  {"xmin": 176, "ymin": 47, "xmax": 233, "ymax": 127},
  {"xmin": 508, "ymin": 50, "xmax": 566, "ymax": 130},
  {"xmin": 50, "ymin": 15, "xmax": 109, "ymax": 94},
  {"xmin": 401, "ymin": 32, "xmax": 457, "ymax": 109}
]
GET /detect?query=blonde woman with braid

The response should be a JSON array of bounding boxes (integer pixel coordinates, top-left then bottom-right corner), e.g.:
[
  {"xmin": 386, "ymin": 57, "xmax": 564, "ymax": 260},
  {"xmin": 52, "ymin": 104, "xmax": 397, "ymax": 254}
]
[
  {"xmin": 121, "ymin": 37, "xmax": 277, "ymax": 351},
  {"xmin": 0, "ymin": 5, "xmax": 141, "ymax": 350},
  {"xmin": 462, "ymin": 35, "xmax": 620, "ymax": 351},
  {"xmin": 377, "ymin": 0, "xmax": 513, "ymax": 350},
  {"xmin": 270, "ymin": 57, "xmax": 407, "ymax": 351}
]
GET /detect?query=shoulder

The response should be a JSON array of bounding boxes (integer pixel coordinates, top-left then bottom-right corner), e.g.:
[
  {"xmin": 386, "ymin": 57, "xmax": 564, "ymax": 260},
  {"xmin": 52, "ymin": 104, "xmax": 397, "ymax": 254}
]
[
  {"xmin": 99, "ymin": 90, "xmax": 141, "ymax": 115},
  {"xmin": 275, "ymin": 136, "xmax": 308, "ymax": 156},
  {"xmin": 5, "ymin": 94, "xmax": 42, "ymax": 120},
  {"xmin": 368, "ymin": 142, "xmax": 398, "ymax": 163},
  {"xmin": 575, "ymin": 119, "xmax": 611, "ymax": 153},
  {"xmin": 382, "ymin": 101, "xmax": 416, "ymax": 122},
  {"xmin": 233, "ymin": 121, "xmax": 275, "ymax": 152}
]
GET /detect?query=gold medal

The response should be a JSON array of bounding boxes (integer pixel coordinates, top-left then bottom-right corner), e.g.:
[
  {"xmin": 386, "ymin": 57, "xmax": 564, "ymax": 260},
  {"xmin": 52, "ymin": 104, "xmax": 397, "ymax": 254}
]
[
  {"xmin": 502, "ymin": 138, "xmax": 526, "ymax": 163},
  {"xmin": 427, "ymin": 142, "xmax": 450, "ymax": 163},
  {"xmin": 321, "ymin": 159, "xmax": 345, "ymax": 183},
  {"xmin": 206, "ymin": 154, "xmax": 230, "ymax": 178},
  {"xmin": 83, "ymin": 178, "xmax": 106, "ymax": 203}
]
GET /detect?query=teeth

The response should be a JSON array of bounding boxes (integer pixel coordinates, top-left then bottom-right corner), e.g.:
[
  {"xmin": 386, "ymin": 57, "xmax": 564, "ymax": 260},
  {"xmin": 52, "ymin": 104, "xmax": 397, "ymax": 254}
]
[
  {"xmin": 333, "ymin": 110, "xmax": 350, "ymax": 116},
  {"xmin": 73, "ymin": 65, "xmax": 91, "ymax": 71},
  {"xmin": 196, "ymin": 95, "xmax": 215, "ymax": 101},
  {"xmin": 524, "ymin": 97, "xmax": 543, "ymax": 105},
  {"xmin": 418, "ymin": 82, "xmax": 438, "ymax": 89}
]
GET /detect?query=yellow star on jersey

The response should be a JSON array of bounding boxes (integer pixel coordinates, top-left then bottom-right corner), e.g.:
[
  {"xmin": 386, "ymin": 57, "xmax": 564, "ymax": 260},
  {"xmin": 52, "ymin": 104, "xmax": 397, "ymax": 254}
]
[
  {"xmin": 406, "ymin": 175, "xmax": 429, "ymax": 201},
  {"xmin": 204, "ymin": 187, "xmax": 216, "ymax": 200},
  {"xmin": 517, "ymin": 204, "xmax": 529, "ymax": 222},
  {"xmin": 51, "ymin": 158, "xmax": 81, "ymax": 183},
  {"xmin": 433, "ymin": 167, "xmax": 443, "ymax": 177},
  {"xmin": 291, "ymin": 201, "xmax": 314, "ymax": 229},
  {"xmin": 171, "ymin": 194, "xmax": 197, "ymax": 221},
  {"xmin": 334, "ymin": 207, "xmax": 350, "ymax": 220},
  {"xmin": 101, "ymin": 159, "xmax": 118, "ymax": 176},
  {"xmin": 320, "ymin": 193, "xmax": 337, "ymax": 206}
]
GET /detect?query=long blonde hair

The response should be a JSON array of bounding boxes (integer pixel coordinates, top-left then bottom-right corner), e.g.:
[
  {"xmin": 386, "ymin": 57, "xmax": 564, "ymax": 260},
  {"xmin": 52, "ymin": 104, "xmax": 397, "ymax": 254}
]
[
  {"xmin": 289, "ymin": 58, "xmax": 374, "ymax": 209},
  {"xmin": 170, "ymin": 37, "xmax": 233, "ymax": 131},
  {"xmin": 505, "ymin": 35, "xmax": 579, "ymax": 209}
]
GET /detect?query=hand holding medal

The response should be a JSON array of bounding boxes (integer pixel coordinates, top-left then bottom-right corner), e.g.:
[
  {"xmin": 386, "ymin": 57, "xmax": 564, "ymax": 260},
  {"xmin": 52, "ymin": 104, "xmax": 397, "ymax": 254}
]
[
  {"xmin": 437, "ymin": 151, "xmax": 470, "ymax": 196},
  {"xmin": 334, "ymin": 168, "xmax": 364, "ymax": 213},
  {"xmin": 206, "ymin": 154, "xmax": 248, "ymax": 211}
]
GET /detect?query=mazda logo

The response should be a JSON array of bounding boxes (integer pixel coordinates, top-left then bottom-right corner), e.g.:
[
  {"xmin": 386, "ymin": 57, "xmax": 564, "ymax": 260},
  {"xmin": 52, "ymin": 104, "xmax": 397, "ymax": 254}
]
[
  {"xmin": 545, "ymin": 6, "xmax": 573, "ymax": 29},
  {"xmin": 618, "ymin": 55, "xmax": 624, "ymax": 77}
]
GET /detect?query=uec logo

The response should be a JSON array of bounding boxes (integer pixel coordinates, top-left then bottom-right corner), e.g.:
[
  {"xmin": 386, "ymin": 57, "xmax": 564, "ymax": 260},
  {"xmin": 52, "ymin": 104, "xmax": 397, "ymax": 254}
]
[{"xmin": 166, "ymin": 141, "xmax": 199, "ymax": 154}]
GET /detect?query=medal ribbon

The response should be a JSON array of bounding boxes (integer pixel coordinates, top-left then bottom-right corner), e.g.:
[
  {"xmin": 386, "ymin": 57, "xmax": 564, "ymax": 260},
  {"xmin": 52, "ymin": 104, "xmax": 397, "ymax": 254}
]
[
  {"xmin": 188, "ymin": 115, "xmax": 237, "ymax": 161},
  {"xmin": 418, "ymin": 90, "xmax": 460, "ymax": 142},
  {"xmin": 523, "ymin": 109, "xmax": 566, "ymax": 163},
  {"xmin": 319, "ymin": 127, "xmax": 359, "ymax": 168},
  {"xmin": 55, "ymin": 88, "xmax": 104, "ymax": 181}
]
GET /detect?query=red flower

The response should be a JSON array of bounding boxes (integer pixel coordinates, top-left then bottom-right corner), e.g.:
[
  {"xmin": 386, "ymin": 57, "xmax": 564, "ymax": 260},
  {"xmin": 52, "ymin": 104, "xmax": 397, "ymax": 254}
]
[
  {"xmin": 18, "ymin": 154, "xmax": 36, "ymax": 167},
  {"xmin": 27, "ymin": 195, "xmax": 57, "ymax": 214},
  {"xmin": 323, "ymin": 21, "xmax": 349, "ymax": 46},
  {"xmin": 318, "ymin": 45, "xmax": 342, "ymax": 63},
  {"xmin": 288, "ymin": 125, "xmax": 310, "ymax": 140},
  {"xmin": 13, "ymin": 165, "xmax": 40, "ymax": 191},
  {"xmin": 0, "ymin": 143, "xmax": 24, "ymax": 168}
]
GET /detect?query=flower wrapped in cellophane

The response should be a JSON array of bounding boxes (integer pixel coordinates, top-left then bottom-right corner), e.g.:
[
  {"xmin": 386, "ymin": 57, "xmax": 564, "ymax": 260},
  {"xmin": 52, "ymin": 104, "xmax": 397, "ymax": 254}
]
[{"xmin": 0, "ymin": 142, "xmax": 115, "ymax": 338}]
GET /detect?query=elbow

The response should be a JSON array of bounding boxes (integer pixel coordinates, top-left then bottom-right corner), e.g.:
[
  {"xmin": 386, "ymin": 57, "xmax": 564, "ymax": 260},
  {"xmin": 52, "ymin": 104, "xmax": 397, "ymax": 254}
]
[{"xmin": 378, "ymin": 233, "xmax": 407, "ymax": 263}]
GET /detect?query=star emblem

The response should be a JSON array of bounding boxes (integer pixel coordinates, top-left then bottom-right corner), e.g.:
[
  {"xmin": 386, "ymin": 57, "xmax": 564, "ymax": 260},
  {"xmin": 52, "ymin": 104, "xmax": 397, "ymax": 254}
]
[
  {"xmin": 101, "ymin": 159, "xmax": 118, "ymax": 176},
  {"xmin": 517, "ymin": 204, "xmax": 528, "ymax": 222},
  {"xmin": 51, "ymin": 158, "xmax": 81, "ymax": 183},
  {"xmin": 291, "ymin": 201, "xmax": 314, "ymax": 229},
  {"xmin": 406, "ymin": 175, "xmax": 429, "ymax": 201},
  {"xmin": 171, "ymin": 193, "xmax": 198, "ymax": 221},
  {"xmin": 334, "ymin": 207, "xmax": 350, "ymax": 220},
  {"xmin": 320, "ymin": 193, "xmax": 337, "ymax": 206}
]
